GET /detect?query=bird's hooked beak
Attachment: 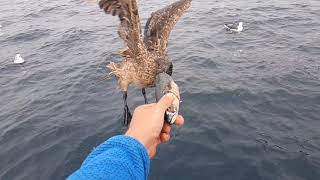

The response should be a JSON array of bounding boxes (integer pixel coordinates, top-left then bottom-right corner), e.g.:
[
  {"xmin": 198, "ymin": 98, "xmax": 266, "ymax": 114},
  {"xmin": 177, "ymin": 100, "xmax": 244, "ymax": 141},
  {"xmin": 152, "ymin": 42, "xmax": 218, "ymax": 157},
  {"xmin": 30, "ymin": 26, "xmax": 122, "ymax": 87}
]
[{"xmin": 155, "ymin": 73, "xmax": 180, "ymax": 124}]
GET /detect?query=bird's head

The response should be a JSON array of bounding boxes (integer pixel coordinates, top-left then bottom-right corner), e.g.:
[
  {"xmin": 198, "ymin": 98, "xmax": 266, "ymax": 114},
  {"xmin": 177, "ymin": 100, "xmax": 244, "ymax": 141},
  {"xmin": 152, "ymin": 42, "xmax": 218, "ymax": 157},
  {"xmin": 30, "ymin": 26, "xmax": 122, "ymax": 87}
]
[{"xmin": 155, "ymin": 73, "xmax": 180, "ymax": 124}]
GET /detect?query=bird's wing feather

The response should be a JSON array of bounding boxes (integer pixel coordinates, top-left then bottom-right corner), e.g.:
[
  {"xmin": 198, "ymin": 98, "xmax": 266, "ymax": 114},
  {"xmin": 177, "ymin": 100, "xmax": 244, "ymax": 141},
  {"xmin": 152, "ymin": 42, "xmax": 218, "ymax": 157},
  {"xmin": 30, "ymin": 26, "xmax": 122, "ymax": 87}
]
[
  {"xmin": 144, "ymin": 0, "xmax": 192, "ymax": 56},
  {"xmin": 99, "ymin": 0, "xmax": 147, "ymax": 63}
]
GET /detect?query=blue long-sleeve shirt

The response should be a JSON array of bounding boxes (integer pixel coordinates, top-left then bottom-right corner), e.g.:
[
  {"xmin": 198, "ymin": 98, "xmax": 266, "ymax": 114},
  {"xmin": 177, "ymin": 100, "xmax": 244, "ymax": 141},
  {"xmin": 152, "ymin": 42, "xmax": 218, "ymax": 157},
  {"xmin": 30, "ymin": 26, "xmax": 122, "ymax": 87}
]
[{"xmin": 68, "ymin": 135, "xmax": 150, "ymax": 180}]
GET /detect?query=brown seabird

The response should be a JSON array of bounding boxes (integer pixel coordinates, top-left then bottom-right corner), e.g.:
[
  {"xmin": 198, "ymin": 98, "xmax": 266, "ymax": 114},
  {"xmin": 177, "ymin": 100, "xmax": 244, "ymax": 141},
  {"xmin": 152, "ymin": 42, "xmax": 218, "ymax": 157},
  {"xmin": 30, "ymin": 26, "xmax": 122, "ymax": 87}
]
[{"xmin": 99, "ymin": 0, "xmax": 192, "ymax": 125}]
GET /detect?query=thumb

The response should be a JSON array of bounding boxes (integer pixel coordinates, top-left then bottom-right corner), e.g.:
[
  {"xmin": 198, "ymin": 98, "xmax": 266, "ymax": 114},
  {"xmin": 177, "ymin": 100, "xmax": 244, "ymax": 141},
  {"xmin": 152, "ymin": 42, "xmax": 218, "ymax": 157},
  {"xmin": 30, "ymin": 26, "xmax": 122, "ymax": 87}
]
[{"xmin": 156, "ymin": 93, "xmax": 175, "ymax": 113}]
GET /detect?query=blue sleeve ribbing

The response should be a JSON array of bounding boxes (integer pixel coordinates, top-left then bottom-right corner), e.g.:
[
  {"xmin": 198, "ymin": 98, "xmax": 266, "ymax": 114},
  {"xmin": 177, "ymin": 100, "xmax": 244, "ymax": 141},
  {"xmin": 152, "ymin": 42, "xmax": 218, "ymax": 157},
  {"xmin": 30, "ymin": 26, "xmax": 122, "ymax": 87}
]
[{"xmin": 67, "ymin": 135, "xmax": 150, "ymax": 180}]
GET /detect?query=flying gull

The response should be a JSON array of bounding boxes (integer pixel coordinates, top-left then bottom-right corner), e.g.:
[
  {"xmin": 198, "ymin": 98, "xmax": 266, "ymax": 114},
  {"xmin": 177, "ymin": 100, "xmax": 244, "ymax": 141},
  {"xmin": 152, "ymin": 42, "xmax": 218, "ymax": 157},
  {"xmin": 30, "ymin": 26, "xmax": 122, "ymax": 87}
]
[{"xmin": 99, "ymin": 0, "xmax": 192, "ymax": 125}]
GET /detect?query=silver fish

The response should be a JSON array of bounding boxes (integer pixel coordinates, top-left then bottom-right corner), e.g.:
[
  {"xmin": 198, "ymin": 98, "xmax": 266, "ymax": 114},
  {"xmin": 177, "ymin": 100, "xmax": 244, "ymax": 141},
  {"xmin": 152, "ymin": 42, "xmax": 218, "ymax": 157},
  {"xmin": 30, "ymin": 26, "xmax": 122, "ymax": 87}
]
[{"xmin": 155, "ymin": 73, "xmax": 180, "ymax": 124}]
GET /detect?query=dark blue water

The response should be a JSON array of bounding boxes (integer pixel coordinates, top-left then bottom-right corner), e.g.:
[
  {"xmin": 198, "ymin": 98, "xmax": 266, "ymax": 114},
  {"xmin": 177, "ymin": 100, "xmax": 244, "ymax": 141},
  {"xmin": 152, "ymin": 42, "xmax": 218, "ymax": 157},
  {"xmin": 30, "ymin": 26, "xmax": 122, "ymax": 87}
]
[{"xmin": 1, "ymin": 0, "xmax": 320, "ymax": 179}]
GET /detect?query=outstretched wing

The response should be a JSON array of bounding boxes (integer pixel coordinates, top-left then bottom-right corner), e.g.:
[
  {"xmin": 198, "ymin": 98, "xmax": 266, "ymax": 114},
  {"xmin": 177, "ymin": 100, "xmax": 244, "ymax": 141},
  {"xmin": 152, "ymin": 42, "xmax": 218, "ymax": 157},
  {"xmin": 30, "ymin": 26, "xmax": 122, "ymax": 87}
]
[
  {"xmin": 99, "ymin": 0, "xmax": 146, "ymax": 63},
  {"xmin": 144, "ymin": 0, "xmax": 192, "ymax": 56}
]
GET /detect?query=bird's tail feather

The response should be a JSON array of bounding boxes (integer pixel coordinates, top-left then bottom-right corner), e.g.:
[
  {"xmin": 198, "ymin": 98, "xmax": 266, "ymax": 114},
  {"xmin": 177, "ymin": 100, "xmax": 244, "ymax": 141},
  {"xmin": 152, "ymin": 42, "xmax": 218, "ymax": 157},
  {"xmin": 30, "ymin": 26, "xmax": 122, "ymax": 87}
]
[
  {"xmin": 101, "ymin": 72, "xmax": 114, "ymax": 80},
  {"xmin": 106, "ymin": 62, "xmax": 121, "ymax": 78},
  {"xmin": 101, "ymin": 62, "xmax": 119, "ymax": 81}
]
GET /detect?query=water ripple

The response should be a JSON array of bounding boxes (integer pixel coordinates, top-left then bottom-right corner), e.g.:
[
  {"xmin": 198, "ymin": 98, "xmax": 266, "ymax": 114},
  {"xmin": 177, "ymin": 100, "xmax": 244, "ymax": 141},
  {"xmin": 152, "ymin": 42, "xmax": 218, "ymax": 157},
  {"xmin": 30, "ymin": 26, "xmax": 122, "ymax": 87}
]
[{"xmin": 1, "ymin": 0, "xmax": 320, "ymax": 180}]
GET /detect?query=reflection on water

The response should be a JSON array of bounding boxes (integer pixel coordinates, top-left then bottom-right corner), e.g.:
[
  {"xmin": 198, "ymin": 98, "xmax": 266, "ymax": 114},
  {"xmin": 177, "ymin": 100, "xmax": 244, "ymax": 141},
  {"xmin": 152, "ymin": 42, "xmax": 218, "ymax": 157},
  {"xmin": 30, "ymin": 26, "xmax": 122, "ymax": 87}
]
[{"xmin": 0, "ymin": 0, "xmax": 320, "ymax": 179}]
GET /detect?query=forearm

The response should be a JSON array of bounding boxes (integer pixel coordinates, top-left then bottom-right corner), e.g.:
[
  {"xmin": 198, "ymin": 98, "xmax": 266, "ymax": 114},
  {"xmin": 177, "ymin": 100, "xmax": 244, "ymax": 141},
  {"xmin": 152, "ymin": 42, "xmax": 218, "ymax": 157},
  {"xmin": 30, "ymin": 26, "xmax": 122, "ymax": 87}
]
[{"xmin": 68, "ymin": 135, "xmax": 150, "ymax": 180}]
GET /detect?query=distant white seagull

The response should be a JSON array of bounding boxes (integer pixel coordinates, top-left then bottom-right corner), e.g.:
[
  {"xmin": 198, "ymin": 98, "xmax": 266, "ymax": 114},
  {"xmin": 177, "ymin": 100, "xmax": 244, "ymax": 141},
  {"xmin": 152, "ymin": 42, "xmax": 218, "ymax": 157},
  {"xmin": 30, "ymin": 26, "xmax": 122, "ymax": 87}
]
[
  {"xmin": 224, "ymin": 22, "xmax": 243, "ymax": 32},
  {"xmin": 0, "ymin": 24, "xmax": 3, "ymax": 36},
  {"xmin": 14, "ymin": 54, "xmax": 25, "ymax": 64}
]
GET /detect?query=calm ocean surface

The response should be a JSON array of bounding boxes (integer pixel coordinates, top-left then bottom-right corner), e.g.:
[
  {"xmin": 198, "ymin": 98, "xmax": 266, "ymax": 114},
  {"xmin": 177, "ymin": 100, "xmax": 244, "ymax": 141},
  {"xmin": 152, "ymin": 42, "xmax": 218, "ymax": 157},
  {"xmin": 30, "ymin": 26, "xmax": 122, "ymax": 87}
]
[{"xmin": 1, "ymin": 0, "xmax": 320, "ymax": 179}]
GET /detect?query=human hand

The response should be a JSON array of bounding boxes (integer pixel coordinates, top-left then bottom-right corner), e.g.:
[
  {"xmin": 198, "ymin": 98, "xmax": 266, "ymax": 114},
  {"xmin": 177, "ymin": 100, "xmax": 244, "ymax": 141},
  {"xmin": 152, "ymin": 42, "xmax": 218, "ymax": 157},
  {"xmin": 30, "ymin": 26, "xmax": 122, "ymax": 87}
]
[{"xmin": 125, "ymin": 93, "xmax": 184, "ymax": 159}]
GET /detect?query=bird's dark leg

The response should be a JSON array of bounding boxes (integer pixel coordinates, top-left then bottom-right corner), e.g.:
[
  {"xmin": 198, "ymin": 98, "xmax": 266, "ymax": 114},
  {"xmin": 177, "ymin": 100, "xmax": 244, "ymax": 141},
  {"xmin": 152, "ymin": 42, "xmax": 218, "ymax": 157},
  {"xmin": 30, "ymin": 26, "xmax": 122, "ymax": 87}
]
[
  {"xmin": 123, "ymin": 91, "xmax": 132, "ymax": 126},
  {"xmin": 166, "ymin": 62, "xmax": 173, "ymax": 76},
  {"xmin": 142, "ymin": 88, "xmax": 148, "ymax": 104}
]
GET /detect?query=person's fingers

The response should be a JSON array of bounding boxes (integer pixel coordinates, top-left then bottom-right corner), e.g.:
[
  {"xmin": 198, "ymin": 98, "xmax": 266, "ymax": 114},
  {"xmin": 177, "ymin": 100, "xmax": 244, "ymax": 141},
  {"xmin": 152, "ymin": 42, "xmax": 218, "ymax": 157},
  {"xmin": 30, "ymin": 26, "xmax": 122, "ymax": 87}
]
[
  {"xmin": 156, "ymin": 93, "xmax": 175, "ymax": 113},
  {"xmin": 174, "ymin": 115, "xmax": 184, "ymax": 126},
  {"xmin": 162, "ymin": 123, "xmax": 171, "ymax": 133},
  {"xmin": 160, "ymin": 133, "xmax": 170, "ymax": 143}
]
